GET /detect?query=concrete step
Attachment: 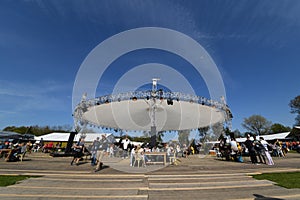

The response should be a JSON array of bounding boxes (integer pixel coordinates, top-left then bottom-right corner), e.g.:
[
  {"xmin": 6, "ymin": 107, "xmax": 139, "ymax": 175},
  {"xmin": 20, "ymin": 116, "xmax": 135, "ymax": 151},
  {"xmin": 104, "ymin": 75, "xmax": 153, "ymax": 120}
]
[
  {"xmin": 148, "ymin": 179, "xmax": 273, "ymax": 189},
  {"xmin": 0, "ymin": 193, "xmax": 148, "ymax": 200},
  {"xmin": 2, "ymin": 185, "xmax": 146, "ymax": 196},
  {"xmin": 147, "ymin": 173, "xmax": 251, "ymax": 183},
  {"xmin": 146, "ymin": 187, "xmax": 300, "ymax": 200}
]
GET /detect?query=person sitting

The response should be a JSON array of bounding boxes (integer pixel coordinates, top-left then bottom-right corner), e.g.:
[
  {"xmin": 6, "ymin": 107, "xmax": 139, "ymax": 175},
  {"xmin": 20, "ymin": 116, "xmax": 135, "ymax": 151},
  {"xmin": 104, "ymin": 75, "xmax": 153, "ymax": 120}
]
[
  {"xmin": 133, "ymin": 145, "xmax": 145, "ymax": 167},
  {"xmin": 190, "ymin": 146, "xmax": 195, "ymax": 155},
  {"xmin": 71, "ymin": 138, "xmax": 85, "ymax": 166},
  {"xmin": 5, "ymin": 143, "xmax": 27, "ymax": 162},
  {"xmin": 182, "ymin": 144, "xmax": 190, "ymax": 158},
  {"xmin": 230, "ymin": 138, "xmax": 239, "ymax": 161},
  {"xmin": 26, "ymin": 141, "xmax": 33, "ymax": 154},
  {"xmin": 230, "ymin": 138, "xmax": 238, "ymax": 152}
]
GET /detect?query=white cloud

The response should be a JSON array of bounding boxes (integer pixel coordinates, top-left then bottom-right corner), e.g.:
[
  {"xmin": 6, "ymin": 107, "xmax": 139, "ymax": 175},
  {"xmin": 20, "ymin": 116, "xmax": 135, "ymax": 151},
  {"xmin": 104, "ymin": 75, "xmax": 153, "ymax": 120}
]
[
  {"xmin": 0, "ymin": 80, "xmax": 68, "ymax": 96},
  {"xmin": 31, "ymin": 0, "xmax": 203, "ymax": 39},
  {"xmin": 0, "ymin": 80, "xmax": 72, "ymax": 113}
]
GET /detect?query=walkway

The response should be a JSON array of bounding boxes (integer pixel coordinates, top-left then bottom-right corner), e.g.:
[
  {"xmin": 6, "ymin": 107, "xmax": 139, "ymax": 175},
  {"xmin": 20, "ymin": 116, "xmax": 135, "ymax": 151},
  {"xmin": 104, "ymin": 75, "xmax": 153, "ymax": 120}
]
[{"xmin": 0, "ymin": 153, "xmax": 299, "ymax": 199}]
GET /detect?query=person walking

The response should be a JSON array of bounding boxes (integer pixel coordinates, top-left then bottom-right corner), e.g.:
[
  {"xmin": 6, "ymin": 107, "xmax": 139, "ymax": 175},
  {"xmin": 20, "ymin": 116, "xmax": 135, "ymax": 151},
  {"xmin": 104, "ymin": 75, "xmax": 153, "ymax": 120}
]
[
  {"xmin": 95, "ymin": 134, "xmax": 109, "ymax": 172},
  {"xmin": 260, "ymin": 137, "xmax": 274, "ymax": 165},
  {"xmin": 90, "ymin": 137, "xmax": 100, "ymax": 166}
]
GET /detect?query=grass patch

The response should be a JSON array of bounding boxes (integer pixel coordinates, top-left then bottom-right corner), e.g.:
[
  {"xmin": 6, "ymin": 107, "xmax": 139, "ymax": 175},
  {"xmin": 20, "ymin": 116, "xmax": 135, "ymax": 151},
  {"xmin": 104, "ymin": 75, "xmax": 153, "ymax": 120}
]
[
  {"xmin": 0, "ymin": 175, "xmax": 38, "ymax": 187},
  {"xmin": 252, "ymin": 172, "xmax": 300, "ymax": 189}
]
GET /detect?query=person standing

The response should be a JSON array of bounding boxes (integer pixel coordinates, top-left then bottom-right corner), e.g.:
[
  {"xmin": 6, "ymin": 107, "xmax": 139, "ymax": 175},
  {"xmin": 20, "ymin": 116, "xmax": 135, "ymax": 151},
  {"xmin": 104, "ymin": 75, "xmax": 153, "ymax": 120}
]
[
  {"xmin": 39, "ymin": 138, "xmax": 44, "ymax": 152},
  {"xmin": 109, "ymin": 144, "xmax": 115, "ymax": 158},
  {"xmin": 244, "ymin": 135, "xmax": 258, "ymax": 164},
  {"xmin": 260, "ymin": 137, "xmax": 274, "ymax": 165},
  {"xmin": 121, "ymin": 136, "xmax": 130, "ymax": 158},
  {"xmin": 130, "ymin": 146, "xmax": 136, "ymax": 167},
  {"xmin": 95, "ymin": 134, "xmax": 109, "ymax": 172},
  {"xmin": 253, "ymin": 135, "xmax": 266, "ymax": 164}
]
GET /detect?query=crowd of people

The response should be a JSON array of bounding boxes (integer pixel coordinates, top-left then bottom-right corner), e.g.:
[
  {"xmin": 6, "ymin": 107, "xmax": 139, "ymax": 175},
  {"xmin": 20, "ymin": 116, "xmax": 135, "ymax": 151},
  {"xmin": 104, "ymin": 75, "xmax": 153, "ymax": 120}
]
[
  {"xmin": 217, "ymin": 134, "xmax": 300, "ymax": 165},
  {"xmin": 69, "ymin": 134, "xmax": 199, "ymax": 171},
  {"xmin": 31, "ymin": 139, "xmax": 64, "ymax": 153},
  {"xmin": 243, "ymin": 135, "xmax": 274, "ymax": 165},
  {"xmin": 3, "ymin": 133, "xmax": 299, "ymax": 170},
  {"xmin": 73, "ymin": 133, "xmax": 299, "ymax": 170},
  {"xmin": 0, "ymin": 140, "xmax": 34, "ymax": 161}
]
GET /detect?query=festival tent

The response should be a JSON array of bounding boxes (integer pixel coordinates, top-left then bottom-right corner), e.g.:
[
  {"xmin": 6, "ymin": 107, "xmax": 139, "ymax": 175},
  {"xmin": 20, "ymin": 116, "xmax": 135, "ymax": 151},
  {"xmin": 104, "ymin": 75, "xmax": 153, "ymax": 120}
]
[
  {"xmin": 261, "ymin": 132, "xmax": 291, "ymax": 141},
  {"xmin": 236, "ymin": 132, "xmax": 291, "ymax": 143},
  {"xmin": 34, "ymin": 132, "xmax": 112, "ymax": 143},
  {"xmin": 0, "ymin": 131, "xmax": 35, "ymax": 141},
  {"xmin": 34, "ymin": 132, "xmax": 144, "ymax": 147},
  {"xmin": 114, "ymin": 138, "xmax": 143, "ymax": 147},
  {"xmin": 77, "ymin": 133, "xmax": 113, "ymax": 143},
  {"xmin": 0, "ymin": 131, "xmax": 22, "ymax": 140}
]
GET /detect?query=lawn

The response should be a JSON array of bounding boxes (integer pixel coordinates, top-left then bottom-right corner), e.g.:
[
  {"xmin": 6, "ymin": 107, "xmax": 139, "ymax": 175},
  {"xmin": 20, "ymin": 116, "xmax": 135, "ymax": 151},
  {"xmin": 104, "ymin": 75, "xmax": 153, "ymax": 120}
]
[
  {"xmin": 252, "ymin": 172, "xmax": 300, "ymax": 189},
  {"xmin": 0, "ymin": 175, "xmax": 36, "ymax": 187}
]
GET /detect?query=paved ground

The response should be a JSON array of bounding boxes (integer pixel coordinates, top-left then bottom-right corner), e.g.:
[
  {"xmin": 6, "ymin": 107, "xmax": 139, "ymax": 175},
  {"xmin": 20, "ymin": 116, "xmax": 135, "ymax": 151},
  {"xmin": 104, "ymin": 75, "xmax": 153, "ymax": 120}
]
[{"xmin": 0, "ymin": 152, "xmax": 300, "ymax": 199}]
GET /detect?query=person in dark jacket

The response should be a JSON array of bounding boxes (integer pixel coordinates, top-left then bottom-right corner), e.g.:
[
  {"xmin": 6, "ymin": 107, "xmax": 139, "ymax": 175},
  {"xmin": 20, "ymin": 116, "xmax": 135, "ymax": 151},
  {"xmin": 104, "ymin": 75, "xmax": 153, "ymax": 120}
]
[
  {"xmin": 71, "ymin": 138, "xmax": 85, "ymax": 166},
  {"xmin": 244, "ymin": 135, "xmax": 258, "ymax": 164}
]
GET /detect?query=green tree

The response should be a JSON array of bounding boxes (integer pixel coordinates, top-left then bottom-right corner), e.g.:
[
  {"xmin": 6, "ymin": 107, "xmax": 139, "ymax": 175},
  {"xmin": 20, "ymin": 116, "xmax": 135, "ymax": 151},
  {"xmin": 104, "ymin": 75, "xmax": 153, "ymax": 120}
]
[
  {"xmin": 223, "ymin": 127, "xmax": 242, "ymax": 139},
  {"xmin": 243, "ymin": 131, "xmax": 252, "ymax": 137},
  {"xmin": 270, "ymin": 123, "xmax": 291, "ymax": 134},
  {"xmin": 142, "ymin": 130, "xmax": 150, "ymax": 137},
  {"xmin": 212, "ymin": 122, "xmax": 224, "ymax": 139},
  {"xmin": 3, "ymin": 125, "xmax": 72, "ymax": 136},
  {"xmin": 224, "ymin": 126, "xmax": 232, "ymax": 136},
  {"xmin": 198, "ymin": 126, "xmax": 209, "ymax": 142},
  {"xmin": 242, "ymin": 115, "xmax": 272, "ymax": 135},
  {"xmin": 233, "ymin": 129, "xmax": 242, "ymax": 138},
  {"xmin": 178, "ymin": 130, "xmax": 190, "ymax": 145},
  {"xmin": 289, "ymin": 95, "xmax": 300, "ymax": 125},
  {"xmin": 3, "ymin": 126, "xmax": 30, "ymax": 134},
  {"xmin": 132, "ymin": 136, "xmax": 151, "ymax": 143}
]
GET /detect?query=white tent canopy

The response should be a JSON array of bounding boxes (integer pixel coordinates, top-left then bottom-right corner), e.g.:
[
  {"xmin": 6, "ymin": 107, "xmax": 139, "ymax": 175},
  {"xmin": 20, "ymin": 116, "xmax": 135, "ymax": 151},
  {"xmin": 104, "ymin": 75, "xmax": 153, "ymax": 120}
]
[
  {"xmin": 34, "ymin": 132, "xmax": 144, "ymax": 146},
  {"xmin": 115, "ymin": 138, "xmax": 143, "ymax": 147},
  {"xmin": 236, "ymin": 132, "xmax": 291, "ymax": 143},
  {"xmin": 34, "ymin": 132, "xmax": 112, "ymax": 143}
]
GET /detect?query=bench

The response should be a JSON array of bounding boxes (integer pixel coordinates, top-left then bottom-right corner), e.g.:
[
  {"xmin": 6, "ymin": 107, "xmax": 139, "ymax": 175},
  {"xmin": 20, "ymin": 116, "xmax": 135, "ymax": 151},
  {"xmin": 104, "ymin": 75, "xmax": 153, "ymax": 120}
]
[
  {"xmin": 144, "ymin": 152, "xmax": 167, "ymax": 166},
  {"xmin": 1, "ymin": 148, "xmax": 26, "ymax": 162},
  {"xmin": 0, "ymin": 149, "xmax": 11, "ymax": 160}
]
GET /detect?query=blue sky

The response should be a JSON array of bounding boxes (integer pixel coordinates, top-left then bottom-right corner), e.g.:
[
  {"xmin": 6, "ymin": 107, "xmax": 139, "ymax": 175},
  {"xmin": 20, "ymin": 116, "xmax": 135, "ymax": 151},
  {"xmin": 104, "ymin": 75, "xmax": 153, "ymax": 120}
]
[{"xmin": 1, "ymin": 0, "xmax": 300, "ymax": 133}]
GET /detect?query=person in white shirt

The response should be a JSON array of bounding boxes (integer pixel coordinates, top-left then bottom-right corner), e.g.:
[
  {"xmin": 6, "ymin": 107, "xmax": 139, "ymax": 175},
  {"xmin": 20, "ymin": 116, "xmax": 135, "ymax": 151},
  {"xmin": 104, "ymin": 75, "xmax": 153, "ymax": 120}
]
[
  {"xmin": 260, "ymin": 137, "xmax": 274, "ymax": 165},
  {"xmin": 230, "ymin": 138, "xmax": 238, "ymax": 152},
  {"xmin": 121, "ymin": 136, "xmax": 130, "ymax": 158}
]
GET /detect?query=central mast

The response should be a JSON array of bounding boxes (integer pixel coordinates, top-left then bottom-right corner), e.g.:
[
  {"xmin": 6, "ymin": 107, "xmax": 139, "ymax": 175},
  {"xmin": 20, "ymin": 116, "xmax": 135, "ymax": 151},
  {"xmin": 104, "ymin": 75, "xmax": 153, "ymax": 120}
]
[{"xmin": 150, "ymin": 78, "xmax": 160, "ymax": 147}]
